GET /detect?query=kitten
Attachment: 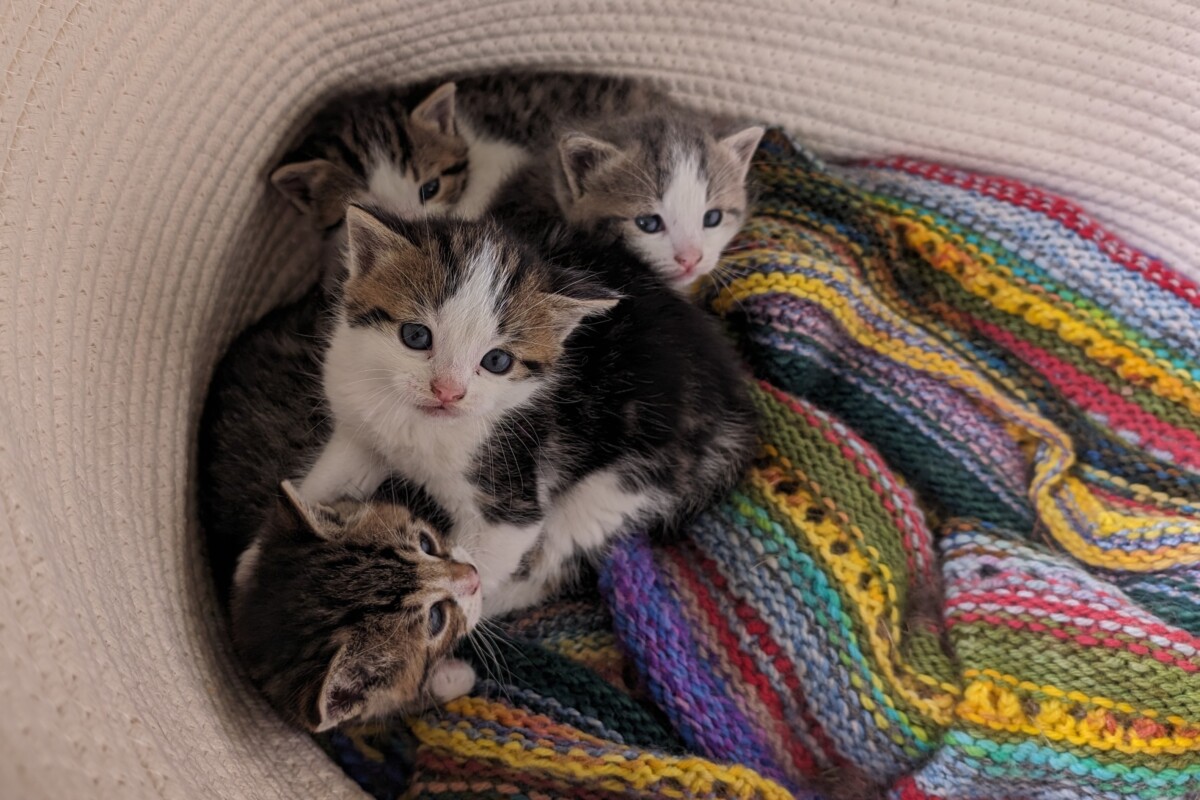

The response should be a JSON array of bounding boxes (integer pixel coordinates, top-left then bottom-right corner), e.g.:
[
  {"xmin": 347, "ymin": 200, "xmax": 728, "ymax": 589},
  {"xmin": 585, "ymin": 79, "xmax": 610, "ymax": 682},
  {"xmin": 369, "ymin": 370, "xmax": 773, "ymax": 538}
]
[
  {"xmin": 230, "ymin": 480, "xmax": 481, "ymax": 732},
  {"xmin": 495, "ymin": 111, "xmax": 763, "ymax": 292},
  {"xmin": 269, "ymin": 72, "xmax": 668, "ymax": 251},
  {"xmin": 299, "ymin": 206, "xmax": 756, "ymax": 617},
  {"xmin": 198, "ymin": 285, "xmax": 335, "ymax": 599}
]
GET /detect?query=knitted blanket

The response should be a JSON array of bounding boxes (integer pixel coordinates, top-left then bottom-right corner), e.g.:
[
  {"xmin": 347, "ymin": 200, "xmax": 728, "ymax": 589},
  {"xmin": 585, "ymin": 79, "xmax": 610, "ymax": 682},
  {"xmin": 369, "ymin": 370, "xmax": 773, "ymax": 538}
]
[{"xmin": 321, "ymin": 131, "xmax": 1200, "ymax": 800}]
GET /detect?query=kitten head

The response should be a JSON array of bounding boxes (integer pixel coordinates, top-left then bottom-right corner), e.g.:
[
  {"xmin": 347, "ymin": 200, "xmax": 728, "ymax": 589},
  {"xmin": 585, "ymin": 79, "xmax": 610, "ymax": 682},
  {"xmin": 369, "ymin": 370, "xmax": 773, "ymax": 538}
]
[
  {"xmin": 553, "ymin": 113, "xmax": 762, "ymax": 290},
  {"xmin": 270, "ymin": 83, "xmax": 469, "ymax": 229},
  {"xmin": 328, "ymin": 206, "xmax": 618, "ymax": 422},
  {"xmin": 231, "ymin": 480, "xmax": 482, "ymax": 732}
]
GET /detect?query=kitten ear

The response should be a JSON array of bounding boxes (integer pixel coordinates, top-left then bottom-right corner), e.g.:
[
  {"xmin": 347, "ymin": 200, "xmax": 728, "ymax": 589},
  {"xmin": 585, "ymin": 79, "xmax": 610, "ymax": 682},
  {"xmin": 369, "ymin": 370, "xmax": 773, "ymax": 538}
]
[
  {"xmin": 278, "ymin": 480, "xmax": 344, "ymax": 538},
  {"xmin": 344, "ymin": 205, "xmax": 416, "ymax": 280},
  {"xmin": 411, "ymin": 82, "xmax": 457, "ymax": 136},
  {"xmin": 558, "ymin": 133, "xmax": 622, "ymax": 199},
  {"xmin": 541, "ymin": 281, "xmax": 621, "ymax": 340},
  {"xmin": 270, "ymin": 159, "xmax": 358, "ymax": 229},
  {"xmin": 312, "ymin": 644, "xmax": 367, "ymax": 732},
  {"xmin": 719, "ymin": 126, "xmax": 764, "ymax": 182}
]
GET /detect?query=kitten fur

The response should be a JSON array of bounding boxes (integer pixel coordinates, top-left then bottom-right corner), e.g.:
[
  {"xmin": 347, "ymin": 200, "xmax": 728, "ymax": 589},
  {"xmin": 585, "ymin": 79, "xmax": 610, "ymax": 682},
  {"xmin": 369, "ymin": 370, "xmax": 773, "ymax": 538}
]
[
  {"xmin": 271, "ymin": 72, "xmax": 669, "ymax": 285},
  {"xmin": 197, "ymin": 285, "xmax": 336, "ymax": 600},
  {"xmin": 491, "ymin": 110, "xmax": 763, "ymax": 293},
  {"xmin": 300, "ymin": 207, "xmax": 756, "ymax": 617},
  {"xmin": 231, "ymin": 480, "xmax": 481, "ymax": 732},
  {"xmin": 198, "ymin": 289, "xmax": 482, "ymax": 725},
  {"xmin": 197, "ymin": 286, "xmax": 456, "ymax": 595}
]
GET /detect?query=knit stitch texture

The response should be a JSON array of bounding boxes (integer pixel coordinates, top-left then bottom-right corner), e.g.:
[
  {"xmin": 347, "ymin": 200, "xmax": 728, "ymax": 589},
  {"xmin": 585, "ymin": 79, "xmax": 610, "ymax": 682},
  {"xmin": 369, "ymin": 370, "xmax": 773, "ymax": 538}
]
[{"xmin": 322, "ymin": 131, "xmax": 1200, "ymax": 800}]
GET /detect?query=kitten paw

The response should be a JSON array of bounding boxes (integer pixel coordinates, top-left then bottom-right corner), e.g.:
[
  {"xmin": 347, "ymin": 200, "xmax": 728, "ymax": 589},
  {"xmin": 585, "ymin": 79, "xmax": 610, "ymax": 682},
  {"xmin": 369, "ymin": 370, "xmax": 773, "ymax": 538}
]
[{"xmin": 428, "ymin": 658, "xmax": 476, "ymax": 703}]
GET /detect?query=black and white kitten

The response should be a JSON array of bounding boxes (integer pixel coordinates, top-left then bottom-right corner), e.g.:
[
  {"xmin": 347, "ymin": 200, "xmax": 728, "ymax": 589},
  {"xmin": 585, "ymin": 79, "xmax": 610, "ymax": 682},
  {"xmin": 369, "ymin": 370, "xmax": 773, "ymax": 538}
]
[{"xmin": 299, "ymin": 206, "xmax": 756, "ymax": 617}]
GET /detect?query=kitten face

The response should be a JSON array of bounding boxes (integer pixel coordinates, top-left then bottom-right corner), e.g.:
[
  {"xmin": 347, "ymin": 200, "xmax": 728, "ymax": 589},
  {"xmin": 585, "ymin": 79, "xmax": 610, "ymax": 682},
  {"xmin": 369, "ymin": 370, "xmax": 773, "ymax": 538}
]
[
  {"xmin": 270, "ymin": 83, "xmax": 469, "ymax": 229},
  {"xmin": 329, "ymin": 207, "xmax": 617, "ymax": 423},
  {"xmin": 231, "ymin": 481, "xmax": 482, "ymax": 732},
  {"xmin": 556, "ymin": 115, "xmax": 763, "ymax": 290}
]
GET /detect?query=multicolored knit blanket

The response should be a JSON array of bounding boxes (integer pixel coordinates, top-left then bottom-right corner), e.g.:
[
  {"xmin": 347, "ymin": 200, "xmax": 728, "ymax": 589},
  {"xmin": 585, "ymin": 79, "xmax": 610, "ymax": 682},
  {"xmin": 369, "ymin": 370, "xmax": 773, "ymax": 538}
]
[{"xmin": 322, "ymin": 131, "xmax": 1200, "ymax": 799}]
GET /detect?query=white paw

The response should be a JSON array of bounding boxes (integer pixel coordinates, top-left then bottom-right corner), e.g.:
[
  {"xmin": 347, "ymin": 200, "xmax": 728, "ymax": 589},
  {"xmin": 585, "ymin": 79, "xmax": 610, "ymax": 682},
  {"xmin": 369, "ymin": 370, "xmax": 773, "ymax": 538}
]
[{"xmin": 428, "ymin": 658, "xmax": 476, "ymax": 703}]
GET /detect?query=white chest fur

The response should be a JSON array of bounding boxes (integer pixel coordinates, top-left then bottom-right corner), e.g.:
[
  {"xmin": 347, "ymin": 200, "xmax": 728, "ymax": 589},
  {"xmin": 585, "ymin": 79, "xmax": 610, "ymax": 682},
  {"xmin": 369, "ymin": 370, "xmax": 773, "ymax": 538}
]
[{"xmin": 320, "ymin": 329, "xmax": 491, "ymax": 523}]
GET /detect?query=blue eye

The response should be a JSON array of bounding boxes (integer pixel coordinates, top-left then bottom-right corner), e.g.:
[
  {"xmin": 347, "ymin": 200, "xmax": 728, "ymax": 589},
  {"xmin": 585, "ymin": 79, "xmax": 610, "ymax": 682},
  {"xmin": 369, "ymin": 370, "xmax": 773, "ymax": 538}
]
[
  {"xmin": 634, "ymin": 214, "xmax": 664, "ymax": 234},
  {"xmin": 481, "ymin": 349, "xmax": 514, "ymax": 374},
  {"xmin": 419, "ymin": 532, "xmax": 436, "ymax": 555},
  {"xmin": 400, "ymin": 323, "xmax": 432, "ymax": 350},
  {"xmin": 703, "ymin": 209, "xmax": 723, "ymax": 228},
  {"xmin": 419, "ymin": 178, "xmax": 440, "ymax": 203},
  {"xmin": 428, "ymin": 601, "xmax": 447, "ymax": 637}
]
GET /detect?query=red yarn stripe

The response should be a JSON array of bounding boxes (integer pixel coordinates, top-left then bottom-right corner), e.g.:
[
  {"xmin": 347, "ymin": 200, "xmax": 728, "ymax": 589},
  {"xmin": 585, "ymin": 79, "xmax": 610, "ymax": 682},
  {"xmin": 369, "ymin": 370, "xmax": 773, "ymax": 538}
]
[
  {"xmin": 891, "ymin": 775, "xmax": 946, "ymax": 799},
  {"xmin": 948, "ymin": 608, "xmax": 1200, "ymax": 674},
  {"xmin": 665, "ymin": 544, "xmax": 829, "ymax": 779},
  {"xmin": 856, "ymin": 158, "xmax": 1200, "ymax": 307},
  {"xmin": 757, "ymin": 381, "xmax": 935, "ymax": 583},
  {"xmin": 968, "ymin": 317, "xmax": 1200, "ymax": 470},
  {"xmin": 948, "ymin": 588, "xmax": 1200, "ymax": 648}
]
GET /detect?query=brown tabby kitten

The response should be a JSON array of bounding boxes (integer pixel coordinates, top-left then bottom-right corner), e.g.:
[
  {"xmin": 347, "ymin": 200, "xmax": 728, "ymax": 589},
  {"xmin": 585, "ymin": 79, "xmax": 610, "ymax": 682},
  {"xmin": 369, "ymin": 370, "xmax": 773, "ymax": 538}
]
[{"xmin": 230, "ymin": 480, "xmax": 481, "ymax": 732}]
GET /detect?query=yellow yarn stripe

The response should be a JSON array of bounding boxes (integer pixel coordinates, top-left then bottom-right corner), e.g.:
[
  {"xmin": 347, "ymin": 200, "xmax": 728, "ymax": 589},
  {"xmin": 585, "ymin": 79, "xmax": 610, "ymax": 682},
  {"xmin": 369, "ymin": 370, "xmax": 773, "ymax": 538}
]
[
  {"xmin": 714, "ymin": 259, "xmax": 1200, "ymax": 571},
  {"xmin": 411, "ymin": 698, "xmax": 794, "ymax": 799},
  {"xmin": 752, "ymin": 468, "xmax": 958, "ymax": 729},
  {"xmin": 959, "ymin": 672, "xmax": 1200, "ymax": 756},
  {"xmin": 897, "ymin": 218, "xmax": 1200, "ymax": 405}
]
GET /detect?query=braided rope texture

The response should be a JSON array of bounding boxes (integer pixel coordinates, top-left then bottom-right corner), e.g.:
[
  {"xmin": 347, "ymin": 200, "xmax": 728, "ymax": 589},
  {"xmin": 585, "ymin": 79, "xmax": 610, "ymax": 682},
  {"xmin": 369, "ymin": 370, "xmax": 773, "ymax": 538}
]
[{"xmin": 325, "ymin": 131, "xmax": 1200, "ymax": 799}]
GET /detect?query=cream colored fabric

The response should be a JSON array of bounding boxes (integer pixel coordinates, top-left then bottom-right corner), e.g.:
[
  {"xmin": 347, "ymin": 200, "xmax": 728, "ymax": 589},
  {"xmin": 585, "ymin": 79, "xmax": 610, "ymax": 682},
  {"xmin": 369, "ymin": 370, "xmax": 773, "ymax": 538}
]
[{"xmin": 1, "ymin": 1, "xmax": 1197, "ymax": 796}]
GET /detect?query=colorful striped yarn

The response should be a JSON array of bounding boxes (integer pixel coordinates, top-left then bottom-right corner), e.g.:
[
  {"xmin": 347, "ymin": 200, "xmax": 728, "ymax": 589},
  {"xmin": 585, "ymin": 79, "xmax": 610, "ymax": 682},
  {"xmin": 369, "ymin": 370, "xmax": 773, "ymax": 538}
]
[{"xmin": 326, "ymin": 130, "xmax": 1200, "ymax": 799}]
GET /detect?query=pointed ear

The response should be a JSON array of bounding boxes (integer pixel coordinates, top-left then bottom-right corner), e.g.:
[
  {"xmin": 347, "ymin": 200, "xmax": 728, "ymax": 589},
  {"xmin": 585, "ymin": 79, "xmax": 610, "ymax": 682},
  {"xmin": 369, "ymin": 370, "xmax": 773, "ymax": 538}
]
[
  {"xmin": 410, "ymin": 82, "xmax": 457, "ymax": 136},
  {"xmin": 312, "ymin": 644, "xmax": 367, "ymax": 732},
  {"xmin": 277, "ymin": 480, "xmax": 344, "ymax": 538},
  {"xmin": 344, "ymin": 205, "xmax": 416, "ymax": 280},
  {"xmin": 558, "ymin": 133, "xmax": 622, "ymax": 200},
  {"xmin": 720, "ymin": 126, "xmax": 764, "ymax": 182},
  {"xmin": 270, "ymin": 159, "xmax": 359, "ymax": 229},
  {"xmin": 541, "ymin": 282, "xmax": 621, "ymax": 341}
]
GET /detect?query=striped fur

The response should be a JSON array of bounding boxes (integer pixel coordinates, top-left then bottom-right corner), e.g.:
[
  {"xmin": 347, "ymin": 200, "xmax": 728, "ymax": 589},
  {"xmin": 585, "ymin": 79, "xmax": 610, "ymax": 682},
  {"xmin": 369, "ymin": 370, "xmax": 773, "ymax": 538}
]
[{"xmin": 230, "ymin": 480, "xmax": 482, "ymax": 732}]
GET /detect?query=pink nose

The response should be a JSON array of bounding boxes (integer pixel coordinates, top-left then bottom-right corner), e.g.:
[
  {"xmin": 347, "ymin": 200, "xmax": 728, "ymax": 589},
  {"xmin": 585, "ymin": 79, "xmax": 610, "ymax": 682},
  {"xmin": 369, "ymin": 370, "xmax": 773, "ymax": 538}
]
[
  {"xmin": 457, "ymin": 568, "xmax": 480, "ymax": 596},
  {"xmin": 431, "ymin": 378, "xmax": 466, "ymax": 404},
  {"xmin": 674, "ymin": 249, "xmax": 702, "ymax": 271}
]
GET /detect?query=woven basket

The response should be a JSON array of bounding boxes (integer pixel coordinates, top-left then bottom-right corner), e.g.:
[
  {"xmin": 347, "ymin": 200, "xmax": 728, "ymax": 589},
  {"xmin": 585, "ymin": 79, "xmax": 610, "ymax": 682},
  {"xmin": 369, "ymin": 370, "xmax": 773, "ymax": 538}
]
[{"xmin": 2, "ymin": 1, "xmax": 1197, "ymax": 796}]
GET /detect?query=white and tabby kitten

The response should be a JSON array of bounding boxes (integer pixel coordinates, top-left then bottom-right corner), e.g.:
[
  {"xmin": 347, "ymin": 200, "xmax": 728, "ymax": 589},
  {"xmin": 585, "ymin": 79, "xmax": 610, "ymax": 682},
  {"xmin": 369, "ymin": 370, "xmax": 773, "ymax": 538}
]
[
  {"xmin": 299, "ymin": 206, "xmax": 755, "ymax": 617},
  {"xmin": 500, "ymin": 111, "xmax": 763, "ymax": 292}
]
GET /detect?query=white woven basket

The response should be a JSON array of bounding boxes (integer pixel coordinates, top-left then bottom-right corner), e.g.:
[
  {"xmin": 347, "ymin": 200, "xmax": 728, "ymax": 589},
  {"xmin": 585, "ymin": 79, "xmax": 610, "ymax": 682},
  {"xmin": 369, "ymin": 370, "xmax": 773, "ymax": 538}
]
[{"xmin": 2, "ymin": 1, "xmax": 1197, "ymax": 796}]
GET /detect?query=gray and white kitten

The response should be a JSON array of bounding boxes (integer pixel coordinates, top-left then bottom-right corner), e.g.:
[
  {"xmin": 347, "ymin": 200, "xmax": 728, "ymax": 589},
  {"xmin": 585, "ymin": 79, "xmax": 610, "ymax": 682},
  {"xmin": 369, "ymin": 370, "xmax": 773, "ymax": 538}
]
[
  {"xmin": 299, "ymin": 206, "xmax": 756, "ymax": 617},
  {"xmin": 231, "ymin": 480, "xmax": 481, "ymax": 732},
  {"xmin": 494, "ymin": 111, "xmax": 763, "ymax": 292},
  {"xmin": 270, "ymin": 72, "xmax": 668, "ymax": 231}
]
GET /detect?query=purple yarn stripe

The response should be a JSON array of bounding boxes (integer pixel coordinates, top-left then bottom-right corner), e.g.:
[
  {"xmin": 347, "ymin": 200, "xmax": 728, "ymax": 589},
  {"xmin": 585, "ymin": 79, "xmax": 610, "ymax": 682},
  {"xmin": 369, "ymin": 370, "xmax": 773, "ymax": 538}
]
[{"xmin": 600, "ymin": 534, "xmax": 793, "ymax": 790}]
